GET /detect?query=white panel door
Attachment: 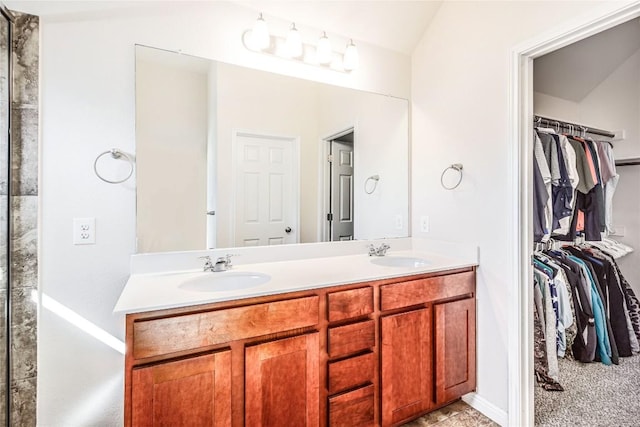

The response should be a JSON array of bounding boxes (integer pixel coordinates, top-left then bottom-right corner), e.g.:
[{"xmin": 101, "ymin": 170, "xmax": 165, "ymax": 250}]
[
  {"xmin": 330, "ymin": 141, "xmax": 354, "ymax": 241},
  {"xmin": 234, "ymin": 131, "xmax": 298, "ymax": 247}
]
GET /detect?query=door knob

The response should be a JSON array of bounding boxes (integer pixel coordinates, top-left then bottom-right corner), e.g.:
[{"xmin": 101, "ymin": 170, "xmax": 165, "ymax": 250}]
[{"xmin": 285, "ymin": 227, "xmax": 292, "ymax": 233}]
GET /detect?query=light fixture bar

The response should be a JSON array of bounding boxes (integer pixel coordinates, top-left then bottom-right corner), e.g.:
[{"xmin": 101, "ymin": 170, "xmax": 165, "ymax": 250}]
[{"xmin": 242, "ymin": 15, "xmax": 358, "ymax": 72}]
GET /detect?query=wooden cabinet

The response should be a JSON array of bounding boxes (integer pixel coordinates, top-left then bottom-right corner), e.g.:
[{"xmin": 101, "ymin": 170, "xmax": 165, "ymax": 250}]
[
  {"xmin": 381, "ymin": 308, "xmax": 432, "ymax": 426},
  {"xmin": 245, "ymin": 333, "xmax": 319, "ymax": 427},
  {"xmin": 125, "ymin": 267, "xmax": 476, "ymax": 427},
  {"xmin": 131, "ymin": 351, "xmax": 232, "ymax": 427},
  {"xmin": 435, "ymin": 298, "xmax": 476, "ymax": 404}
]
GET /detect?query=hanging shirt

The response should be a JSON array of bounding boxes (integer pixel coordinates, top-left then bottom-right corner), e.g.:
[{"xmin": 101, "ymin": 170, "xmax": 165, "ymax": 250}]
[
  {"xmin": 554, "ymin": 135, "xmax": 580, "ymax": 235},
  {"xmin": 535, "ymin": 133, "xmax": 553, "ymax": 241},
  {"xmin": 550, "ymin": 134, "xmax": 574, "ymax": 232},
  {"xmin": 567, "ymin": 255, "xmax": 612, "ymax": 365},
  {"xmin": 567, "ymin": 136, "xmax": 596, "ymax": 194}
]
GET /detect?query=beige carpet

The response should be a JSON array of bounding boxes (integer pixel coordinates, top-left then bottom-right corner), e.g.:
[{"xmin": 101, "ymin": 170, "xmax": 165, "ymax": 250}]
[{"xmin": 535, "ymin": 355, "xmax": 640, "ymax": 426}]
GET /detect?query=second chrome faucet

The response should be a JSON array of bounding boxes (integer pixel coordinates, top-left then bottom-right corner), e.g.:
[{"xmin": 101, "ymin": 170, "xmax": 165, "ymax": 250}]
[
  {"xmin": 200, "ymin": 254, "xmax": 236, "ymax": 272},
  {"xmin": 368, "ymin": 243, "xmax": 390, "ymax": 257}
]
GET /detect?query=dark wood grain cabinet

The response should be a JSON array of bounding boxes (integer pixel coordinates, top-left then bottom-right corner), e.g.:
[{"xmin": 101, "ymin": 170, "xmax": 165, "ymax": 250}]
[
  {"xmin": 124, "ymin": 267, "xmax": 476, "ymax": 427},
  {"xmin": 131, "ymin": 351, "xmax": 232, "ymax": 427},
  {"xmin": 435, "ymin": 298, "xmax": 476, "ymax": 404},
  {"xmin": 381, "ymin": 308, "xmax": 433, "ymax": 426}
]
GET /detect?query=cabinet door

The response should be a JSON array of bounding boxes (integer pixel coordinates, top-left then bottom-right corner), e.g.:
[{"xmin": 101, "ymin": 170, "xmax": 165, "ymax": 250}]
[
  {"xmin": 435, "ymin": 298, "xmax": 476, "ymax": 404},
  {"xmin": 131, "ymin": 350, "xmax": 232, "ymax": 427},
  {"xmin": 381, "ymin": 308, "xmax": 432, "ymax": 426},
  {"xmin": 245, "ymin": 333, "xmax": 319, "ymax": 427}
]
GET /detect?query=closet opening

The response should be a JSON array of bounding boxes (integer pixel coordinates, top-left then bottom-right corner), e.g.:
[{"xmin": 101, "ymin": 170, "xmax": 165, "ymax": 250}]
[{"xmin": 510, "ymin": 4, "xmax": 640, "ymax": 426}]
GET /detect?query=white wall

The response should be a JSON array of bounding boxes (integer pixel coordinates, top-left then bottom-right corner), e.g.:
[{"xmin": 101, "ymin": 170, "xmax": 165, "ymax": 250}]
[
  {"xmin": 411, "ymin": 0, "xmax": 634, "ymax": 420},
  {"xmin": 37, "ymin": 2, "xmax": 410, "ymax": 425},
  {"xmin": 533, "ymin": 92, "xmax": 580, "ymax": 122},
  {"xmin": 136, "ymin": 58, "xmax": 208, "ymax": 253}
]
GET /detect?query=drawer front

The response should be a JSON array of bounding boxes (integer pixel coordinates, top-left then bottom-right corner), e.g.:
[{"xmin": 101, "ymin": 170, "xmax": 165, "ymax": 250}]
[
  {"xmin": 327, "ymin": 287, "xmax": 373, "ymax": 323},
  {"xmin": 380, "ymin": 271, "xmax": 475, "ymax": 311},
  {"xmin": 328, "ymin": 384, "xmax": 375, "ymax": 427},
  {"xmin": 133, "ymin": 296, "xmax": 319, "ymax": 359},
  {"xmin": 328, "ymin": 320, "xmax": 375, "ymax": 358},
  {"xmin": 328, "ymin": 352, "xmax": 375, "ymax": 394}
]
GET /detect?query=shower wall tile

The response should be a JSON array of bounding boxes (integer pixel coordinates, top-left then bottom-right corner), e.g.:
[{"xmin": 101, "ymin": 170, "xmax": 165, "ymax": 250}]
[
  {"xmin": 10, "ymin": 287, "xmax": 36, "ymax": 384},
  {"xmin": 0, "ymin": 383, "xmax": 4, "ymax": 427},
  {"xmin": 7, "ymin": 11, "xmax": 38, "ymax": 427},
  {"xmin": 12, "ymin": 13, "xmax": 38, "ymax": 107},
  {"xmin": 11, "ymin": 195, "xmax": 37, "ymax": 289},
  {"xmin": 12, "ymin": 319, "xmax": 37, "ymax": 381},
  {"xmin": 0, "ymin": 195, "xmax": 6, "ymax": 290},
  {"xmin": 11, "ymin": 107, "xmax": 38, "ymax": 195},
  {"xmin": 10, "ymin": 376, "xmax": 36, "ymax": 427},
  {"xmin": 0, "ymin": 289, "xmax": 5, "ymax": 376}
]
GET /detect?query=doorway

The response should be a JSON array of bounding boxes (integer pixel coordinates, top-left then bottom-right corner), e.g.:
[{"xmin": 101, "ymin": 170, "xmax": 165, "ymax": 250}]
[
  {"xmin": 510, "ymin": 3, "xmax": 640, "ymax": 426},
  {"xmin": 323, "ymin": 129, "xmax": 354, "ymax": 241}
]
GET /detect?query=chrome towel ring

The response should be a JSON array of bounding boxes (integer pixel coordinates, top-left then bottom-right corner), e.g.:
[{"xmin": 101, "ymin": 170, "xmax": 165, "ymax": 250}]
[
  {"xmin": 440, "ymin": 163, "xmax": 463, "ymax": 190},
  {"xmin": 364, "ymin": 174, "xmax": 380, "ymax": 194},
  {"xmin": 94, "ymin": 148, "xmax": 135, "ymax": 184}
]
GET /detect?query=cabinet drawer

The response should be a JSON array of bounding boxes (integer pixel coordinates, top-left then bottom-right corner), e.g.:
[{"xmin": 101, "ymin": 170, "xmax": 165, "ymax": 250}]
[
  {"xmin": 328, "ymin": 320, "xmax": 375, "ymax": 358},
  {"xmin": 327, "ymin": 287, "xmax": 373, "ymax": 322},
  {"xmin": 380, "ymin": 271, "xmax": 474, "ymax": 311},
  {"xmin": 133, "ymin": 296, "xmax": 319, "ymax": 359},
  {"xmin": 328, "ymin": 352, "xmax": 375, "ymax": 394},
  {"xmin": 328, "ymin": 384, "xmax": 375, "ymax": 427}
]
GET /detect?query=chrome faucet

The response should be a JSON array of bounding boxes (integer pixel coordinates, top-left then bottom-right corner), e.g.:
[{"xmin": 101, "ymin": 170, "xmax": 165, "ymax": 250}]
[
  {"xmin": 368, "ymin": 243, "xmax": 390, "ymax": 257},
  {"xmin": 200, "ymin": 254, "xmax": 236, "ymax": 272}
]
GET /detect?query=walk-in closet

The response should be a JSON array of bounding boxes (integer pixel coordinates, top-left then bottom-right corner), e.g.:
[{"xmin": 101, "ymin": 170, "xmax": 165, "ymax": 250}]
[{"xmin": 532, "ymin": 17, "xmax": 640, "ymax": 426}]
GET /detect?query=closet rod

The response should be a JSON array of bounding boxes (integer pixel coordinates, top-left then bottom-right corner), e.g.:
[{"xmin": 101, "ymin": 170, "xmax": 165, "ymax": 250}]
[
  {"xmin": 615, "ymin": 158, "xmax": 640, "ymax": 167},
  {"xmin": 534, "ymin": 115, "xmax": 615, "ymax": 139}
]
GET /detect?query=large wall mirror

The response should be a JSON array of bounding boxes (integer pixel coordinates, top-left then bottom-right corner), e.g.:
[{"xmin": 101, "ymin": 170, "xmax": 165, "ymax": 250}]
[{"xmin": 135, "ymin": 45, "xmax": 409, "ymax": 253}]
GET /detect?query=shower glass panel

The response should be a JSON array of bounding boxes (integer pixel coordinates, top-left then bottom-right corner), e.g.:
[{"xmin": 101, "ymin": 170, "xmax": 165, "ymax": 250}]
[{"xmin": 0, "ymin": 7, "xmax": 10, "ymax": 426}]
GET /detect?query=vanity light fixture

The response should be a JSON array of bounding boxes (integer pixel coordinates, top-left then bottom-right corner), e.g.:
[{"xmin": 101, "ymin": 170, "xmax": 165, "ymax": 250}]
[
  {"xmin": 285, "ymin": 23, "xmax": 303, "ymax": 58},
  {"xmin": 343, "ymin": 39, "xmax": 359, "ymax": 71},
  {"xmin": 316, "ymin": 31, "xmax": 332, "ymax": 65},
  {"xmin": 243, "ymin": 14, "xmax": 358, "ymax": 72},
  {"xmin": 250, "ymin": 12, "xmax": 270, "ymax": 50}
]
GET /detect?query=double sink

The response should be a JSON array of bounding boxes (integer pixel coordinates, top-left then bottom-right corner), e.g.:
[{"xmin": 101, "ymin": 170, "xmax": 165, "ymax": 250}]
[{"xmin": 179, "ymin": 255, "xmax": 430, "ymax": 293}]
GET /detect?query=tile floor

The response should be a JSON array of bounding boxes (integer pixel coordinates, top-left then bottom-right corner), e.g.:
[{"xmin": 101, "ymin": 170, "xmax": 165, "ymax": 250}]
[{"xmin": 402, "ymin": 400, "xmax": 498, "ymax": 426}]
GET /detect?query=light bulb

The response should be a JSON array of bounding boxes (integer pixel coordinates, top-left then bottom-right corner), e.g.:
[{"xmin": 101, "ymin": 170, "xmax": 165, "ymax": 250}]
[
  {"xmin": 285, "ymin": 23, "xmax": 303, "ymax": 58},
  {"xmin": 316, "ymin": 31, "xmax": 332, "ymax": 65},
  {"xmin": 343, "ymin": 39, "xmax": 359, "ymax": 71},
  {"xmin": 250, "ymin": 13, "xmax": 270, "ymax": 50}
]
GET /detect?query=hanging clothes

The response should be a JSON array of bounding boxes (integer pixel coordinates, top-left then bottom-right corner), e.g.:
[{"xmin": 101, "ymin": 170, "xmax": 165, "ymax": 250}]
[
  {"xmin": 532, "ymin": 241, "xmax": 639, "ymax": 393},
  {"xmin": 533, "ymin": 126, "xmax": 619, "ymax": 244}
]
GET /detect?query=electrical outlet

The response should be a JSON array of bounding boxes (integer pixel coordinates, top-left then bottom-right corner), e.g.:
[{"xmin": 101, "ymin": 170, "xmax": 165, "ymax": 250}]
[
  {"xmin": 73, "ymin": 217, "xmax": 96, "ymax": 245},
  {"xmin": 420, "ymin": 216, "xmax": 429, "ymax": 233},
  {"xmin": 395, "ymin": 215, "xmax": 403, "ymax": 230}
]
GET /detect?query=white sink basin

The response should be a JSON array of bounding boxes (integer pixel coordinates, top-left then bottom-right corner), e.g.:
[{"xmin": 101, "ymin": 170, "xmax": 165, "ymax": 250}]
[
  {"xmin": 370, "ymin": 256, "xmax": 430, "ymax": 268},
  {"xmin": 179, "ymin": 271, "xmax": 271, "ymax": 292}
]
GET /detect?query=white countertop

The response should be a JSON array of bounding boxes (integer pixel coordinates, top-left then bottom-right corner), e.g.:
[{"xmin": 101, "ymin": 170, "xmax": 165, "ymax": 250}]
[{"xmin": 114, "ymin": 238, "xmax": 478, "ymax": 314}]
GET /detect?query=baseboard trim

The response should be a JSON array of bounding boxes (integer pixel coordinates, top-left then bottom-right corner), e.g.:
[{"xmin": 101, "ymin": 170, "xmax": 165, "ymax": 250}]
[{"xmin": 462, "ymin": 392, "xmax": 508, "ymax": 426}]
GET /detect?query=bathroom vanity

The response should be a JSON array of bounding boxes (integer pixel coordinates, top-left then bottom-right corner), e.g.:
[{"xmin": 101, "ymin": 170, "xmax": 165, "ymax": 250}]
[{"xmin": 116, "ymin": 240, "xmax": 477, "ymax": 426}]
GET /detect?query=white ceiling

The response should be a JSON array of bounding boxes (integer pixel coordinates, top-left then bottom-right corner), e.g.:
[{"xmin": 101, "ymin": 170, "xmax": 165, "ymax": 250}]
[
  {"xmin": 534, "ymin": 17, "xmax": 640, "ymax": 102},
  {"xmin": 5, "ymin": 0, "xmax": 443, "ymax": 55}
]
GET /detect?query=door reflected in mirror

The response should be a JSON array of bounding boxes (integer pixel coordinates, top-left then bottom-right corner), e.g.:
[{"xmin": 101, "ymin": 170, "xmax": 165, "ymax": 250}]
[{"xmin": 135, "ymin": 45, "xmax": 409, "ymax": 253}]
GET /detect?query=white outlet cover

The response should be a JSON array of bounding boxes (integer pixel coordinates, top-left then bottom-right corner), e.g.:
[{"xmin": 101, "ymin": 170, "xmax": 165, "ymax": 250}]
[{"xmin": 73, "ymin": 217, "xmax": 96, "ymax": 245}]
